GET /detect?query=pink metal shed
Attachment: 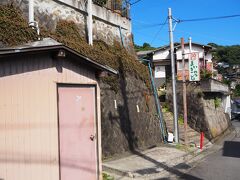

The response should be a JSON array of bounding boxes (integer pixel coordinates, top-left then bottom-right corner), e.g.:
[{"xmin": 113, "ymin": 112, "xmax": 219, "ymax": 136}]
[{"xmin": 0, "ymin": 38, "xmax": 117, "ymax": 180}]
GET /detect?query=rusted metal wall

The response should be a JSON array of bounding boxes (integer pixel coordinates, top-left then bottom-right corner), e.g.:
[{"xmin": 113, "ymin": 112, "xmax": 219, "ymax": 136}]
[{"xmin": 0, "ymin": 53, "xmax": 101, "ymax": 180}]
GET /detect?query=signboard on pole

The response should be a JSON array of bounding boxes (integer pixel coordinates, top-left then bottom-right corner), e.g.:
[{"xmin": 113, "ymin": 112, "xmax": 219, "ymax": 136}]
[{"xmin": 189, "ymin": 52, "xmax": 200, "ymax": 81}]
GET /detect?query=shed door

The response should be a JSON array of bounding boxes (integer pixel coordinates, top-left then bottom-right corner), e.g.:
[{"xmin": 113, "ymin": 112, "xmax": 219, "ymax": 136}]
[{"xmin": 58, "ymin": 86, "xmax": 97, "ymax": 180}]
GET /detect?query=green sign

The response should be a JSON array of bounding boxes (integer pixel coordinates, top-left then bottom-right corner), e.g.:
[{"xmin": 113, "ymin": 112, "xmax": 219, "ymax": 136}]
[{"xmin": 189, "ymin": 53, "xmax": 200, "ymax": 81}]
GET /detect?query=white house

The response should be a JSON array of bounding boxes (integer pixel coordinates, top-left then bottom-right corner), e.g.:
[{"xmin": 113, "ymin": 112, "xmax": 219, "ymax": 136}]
[{"xmin": 137, "ymin": 42, "xmax": 214, "ymax": 87}]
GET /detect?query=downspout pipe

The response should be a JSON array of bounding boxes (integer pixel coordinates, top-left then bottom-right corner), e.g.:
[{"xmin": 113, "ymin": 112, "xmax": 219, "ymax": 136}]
[
  {"xmin": 29, "ymin": 0, "xmax": 34, "ymax": 24},
  {"xmin": 28, "ymin": 0, "xmax": 40, "ymax": 38},
  {"xmin": 119, "ymin": 26, "xmax": 125, "ymax": 47},
  {"xmin": 87, "ymin": 0, "xmax": 93, "ymax": 45},
  {"xmin": 141, "ymin": 58, "xmax": 167, "ymax": 143}
]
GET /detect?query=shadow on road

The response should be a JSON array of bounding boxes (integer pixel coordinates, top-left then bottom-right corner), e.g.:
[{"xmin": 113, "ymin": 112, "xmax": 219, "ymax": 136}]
[
  {"xmin": 132, "ymin": 150, "xmax": 203, "ymax": 180},
  {"xmin": 222, "ymin": 141, "xmax": 240, "ymax": 158}
]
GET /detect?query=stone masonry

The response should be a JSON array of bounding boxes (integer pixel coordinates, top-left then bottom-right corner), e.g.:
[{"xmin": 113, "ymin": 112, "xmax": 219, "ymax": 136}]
[
  {"xmin": 1, "ymin": 0, "xmax": 133, "ymax": 51},
  {"xmin": 167, "ymin": 82, "xmax": 231, "ymax": 140},
  {"xmin": 100, "ymin": 73, "xmax": 162, "ymax": 158}
]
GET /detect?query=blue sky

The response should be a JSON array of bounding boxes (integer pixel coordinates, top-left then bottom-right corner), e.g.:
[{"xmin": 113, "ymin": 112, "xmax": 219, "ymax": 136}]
[{"xmin": 131, "ymin": 0, "xmax": 240, "ymax": 47}]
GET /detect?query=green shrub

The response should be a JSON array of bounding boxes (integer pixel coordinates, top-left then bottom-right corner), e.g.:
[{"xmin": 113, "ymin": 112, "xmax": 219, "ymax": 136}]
[
  {"xmin": 233, "ymin": 84, "xmax": 240, "ymax": 97},
  {"xmin": 200, "ymin": 69, "xmax": 212, "ymax": 79},
  {"xmin": 214, "ymin": 97, "xmax": 221, "ymax": 108},
  {"xmin": 178, "ymin": 115, "xmax": 184, "ymax": 125},
  {"xmin": 162, "ymin": 103, "xmax": 170, "ymax": 112},
  {"xmin": 103, "ymin": 173, "xmax": 114, "ymax": 180}
]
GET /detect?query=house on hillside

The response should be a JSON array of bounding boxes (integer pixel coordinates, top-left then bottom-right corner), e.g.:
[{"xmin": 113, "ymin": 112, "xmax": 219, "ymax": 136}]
[
  {"xmin": 138, "ymin": 42, "xmax": 232, "ymax": 122},
  {"xmin": 137, "ymin": 42, "xmax": 214, "ymax": 87}
]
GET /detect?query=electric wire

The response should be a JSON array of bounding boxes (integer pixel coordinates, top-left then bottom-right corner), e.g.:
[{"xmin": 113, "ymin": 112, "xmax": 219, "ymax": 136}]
[
  {"xmin": 129, "ymin": 0, "xmax": 143, "ymax": 6},
  {"xmin": 134, "ymin": 13, "xmax": 240, "ymax": 46},
  {"xmin": 178, "ymin": 14, "xmax": 240, "ymax": 23},
  {"xmin": 150, "ymin": 17, "xmax": 168, "ymax": 44},
  {"xmin": 133, "ymin": 18, "xmax": 168, "ymax": 30},
  {"xmin": 134, "ymin": 14, "xmax": 240, "ymax": 30}
]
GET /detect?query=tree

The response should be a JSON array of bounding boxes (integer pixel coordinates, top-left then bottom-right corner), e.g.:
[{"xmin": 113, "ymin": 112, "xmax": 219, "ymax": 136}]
[
  {"xmin": 143, "ymin": 42, "xmax": 151, "ymax": 49},
  {"xmin": 234, "ymin": 84, "xmax": 240, "ymax": 97},
  {"xmin": 208, "ymin": 43, "xmax": 240, "ymax": 64},
  {"xmin": 134, "ymin": 42, "xmax": 156, "ymax": 51}
]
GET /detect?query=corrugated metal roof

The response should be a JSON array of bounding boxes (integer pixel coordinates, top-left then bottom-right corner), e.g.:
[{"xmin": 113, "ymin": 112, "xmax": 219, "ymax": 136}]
[{"xmin": 0, "ymin": 38, "xmax": 118, "ymax": 75}]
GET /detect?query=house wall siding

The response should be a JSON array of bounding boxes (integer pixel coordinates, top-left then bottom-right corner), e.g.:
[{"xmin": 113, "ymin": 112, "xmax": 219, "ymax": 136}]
[
  {"xmin": 153, "ymin": 45, "xmax": 212, "ymax": 62},
  {"xmin": 176, "ymin": 45, "xmax": 212, "ymax": 61},
  {"xmin": 0, "ymin": 54, "xmax": 100, "ymax": 180}
]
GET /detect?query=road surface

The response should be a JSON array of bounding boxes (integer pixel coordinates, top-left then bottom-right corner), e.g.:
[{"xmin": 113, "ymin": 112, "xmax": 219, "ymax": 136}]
[{"xmin": 182, "ymin": 120, "xmax": 240, "ymax": 180}]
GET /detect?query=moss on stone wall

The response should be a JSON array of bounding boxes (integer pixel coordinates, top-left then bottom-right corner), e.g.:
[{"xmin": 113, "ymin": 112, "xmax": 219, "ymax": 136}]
[
  {"xmin": 49, "ymin": 20, "xmax": 150, "ymax": 90},
  {"xmin": 0, "ymin": 4, "xmax": 38, "ymax": 46},
  {"xmin": 0, "ymin": 4, "xmax": 150, "ymax": 91}
]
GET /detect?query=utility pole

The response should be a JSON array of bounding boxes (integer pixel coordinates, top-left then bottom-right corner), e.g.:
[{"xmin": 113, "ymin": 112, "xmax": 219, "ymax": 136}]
[
  {"xmin": 87, "ymin": 0, "xmax": 93, "ymax": 45},
  {"xmin": 181, "ymin": 38, "xmax": 188, "ymax": 145},
  {"xmin": 168, "ymin": 8, "xmax": 179, "ymax": 143}
]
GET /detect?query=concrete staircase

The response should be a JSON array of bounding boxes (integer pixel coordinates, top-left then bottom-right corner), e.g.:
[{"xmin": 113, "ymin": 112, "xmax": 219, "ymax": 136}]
[{"xmin": 163, "ymin": 111, "xmax": 210, "ymax": 146}]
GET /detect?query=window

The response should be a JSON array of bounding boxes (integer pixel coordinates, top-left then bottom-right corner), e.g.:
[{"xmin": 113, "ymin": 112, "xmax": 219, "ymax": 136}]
[{"xmin": 155, "ymin": 66, "xmax": 166, "ymax": 78}]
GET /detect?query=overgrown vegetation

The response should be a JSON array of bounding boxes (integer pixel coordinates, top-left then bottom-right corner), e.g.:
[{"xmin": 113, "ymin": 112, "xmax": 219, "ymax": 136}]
[
  {"xmin": 103, "ymin": 172, "xmax": 114, "ymax": 180},
  {"xmin": 0, "ymin": 4, "xmax": 38, "ymax": 46},
  {"xmin": 233, "ymin": 84, "xmax": 240, "ymax": 97},
  {"xmin": 214, "ymin": 97, "xmax": 221, "ymax": 108},
  {"xmin": 0, "ymin": 4, "xmax": 151, "ymax": 92},
  {"xmin": 178, "ymin": 115, "xmax": 184, "ymax": 125},
  {"xmin": 208, "ymin": 43, "xmax": 240, "ymax": 65},
  {"xmin": 135, "ymin": 42, "xmax": 157, "ymax": 52},
  {"xmin": 200, "ymin": 69, "xmax": 212, "ymax": 79},
  {"xmin": 162, "ymin": 102, "xmax": 170, "ymax": 113},
  {"xmin": 50, "ymin": 20, "xmax": 150, "ymax": 90}
]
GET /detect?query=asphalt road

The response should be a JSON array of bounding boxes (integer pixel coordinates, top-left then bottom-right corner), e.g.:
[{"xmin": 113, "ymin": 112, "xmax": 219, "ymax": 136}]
[{"xmin": 182, "ymin": 120, "xmax": 240, "ymax": 180}]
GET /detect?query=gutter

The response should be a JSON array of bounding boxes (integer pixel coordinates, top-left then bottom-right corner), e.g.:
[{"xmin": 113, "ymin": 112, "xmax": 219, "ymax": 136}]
[{"xmin": 0, "ymin": 45, "xmax": 118, "ymax": 75}]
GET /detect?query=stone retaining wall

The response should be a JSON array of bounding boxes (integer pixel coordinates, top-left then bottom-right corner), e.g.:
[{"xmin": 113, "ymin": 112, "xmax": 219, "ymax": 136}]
[
  {"xmin": 1, "ymin": 0, "xmax": 133, "ymax": 51},
  {"xmin": 167, "ymin": 82, "xmax": 231, "ymax": 140},
  {"xmin": 101, "ymin": 73, "xmax": 162, "ymax": 158}
]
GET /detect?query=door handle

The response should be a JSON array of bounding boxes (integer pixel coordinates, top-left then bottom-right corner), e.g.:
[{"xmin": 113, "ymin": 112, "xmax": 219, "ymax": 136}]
[{"xmin": 90, "ymin": 135, "xmax": 95, "ymax": 141}]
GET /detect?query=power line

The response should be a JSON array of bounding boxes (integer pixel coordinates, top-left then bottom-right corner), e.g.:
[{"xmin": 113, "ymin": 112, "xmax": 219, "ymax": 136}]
[
  {"xmin": 132, "ymin": 18, "xmax": 168, "ymax": 30},
  {"xmin": 128, "ymin": 0, "xmax": 143, "ymax": 6},
  {"xmin": 178, "ymin": 14, "xmax": 240, "ymax": 23},
  {"xmin": 150, "ymin": 17, "xmax": 168, "ymax": 44},
  {"xmin": 134, "ymin": 14, "xmax": 240, "ymax": 30}
]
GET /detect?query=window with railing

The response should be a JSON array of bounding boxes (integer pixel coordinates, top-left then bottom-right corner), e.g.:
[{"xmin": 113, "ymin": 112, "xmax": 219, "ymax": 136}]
[{"xmin": 93, "ymin": 0, "xmax": 130, "ymax": 19}]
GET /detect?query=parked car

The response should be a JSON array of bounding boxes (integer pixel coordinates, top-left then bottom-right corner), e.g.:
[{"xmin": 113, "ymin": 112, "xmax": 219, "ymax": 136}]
[{"xmin": 231, "ymin": 99, "xmax": 240, "ymax": 120}]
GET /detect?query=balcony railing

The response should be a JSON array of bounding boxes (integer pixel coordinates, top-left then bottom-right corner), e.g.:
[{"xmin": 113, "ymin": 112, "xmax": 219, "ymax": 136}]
[{"xmin": 93, "ymin": 0, "xmax": 130, "ymax": 19}]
